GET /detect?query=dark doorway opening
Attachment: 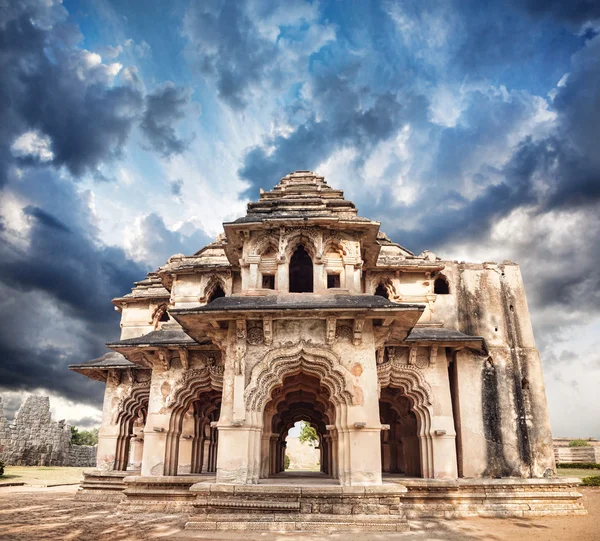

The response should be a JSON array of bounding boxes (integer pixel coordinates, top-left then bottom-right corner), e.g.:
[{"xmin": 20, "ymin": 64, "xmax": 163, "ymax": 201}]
[
  {"xmin": 434, "ymin": 277, "xmax": 449, "ymax": 294},
  {"xmin": 289, "ymin": 245, "xmax": 314, "ymax": 293},
  {"xmin": 379, "ymin": 387, "xmax": 421, "ymax": 477}
]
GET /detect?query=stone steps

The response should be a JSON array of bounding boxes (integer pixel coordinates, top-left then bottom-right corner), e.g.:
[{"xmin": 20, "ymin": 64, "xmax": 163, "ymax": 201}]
[{"xmin": 186, "ymin": 513, "xmax": 409, "ymax": 532}]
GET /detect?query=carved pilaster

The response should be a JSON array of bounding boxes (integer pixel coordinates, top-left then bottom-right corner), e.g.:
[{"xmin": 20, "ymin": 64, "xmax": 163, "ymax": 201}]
[
  {"xmin": 353, "ymin": 316, "xmax": 365, "ymax": 345},
  {"xmin": 157, "ymin": 348, "xmax": 171, "ymax": 371},
  {"xmin": 263, "ymin": 316, "xmax": 273, "ymax": 346},
  {"xmin": 409, "ymin": 345, "xmax": 417, "ymax": 366},
  {"xmin": 179, "ymin": 347, "xmax": 189, "ymax": 371},
  {"xmin": 430, "ymin": 345, "xmax": 438, "ymax": 367},
  {"xmin": 326, "ymin": 317, "xmax": 337, "ymax": 345},
  {"xmin": 235, "ymin": 317, "xmax": 247, "ymax": 376}
]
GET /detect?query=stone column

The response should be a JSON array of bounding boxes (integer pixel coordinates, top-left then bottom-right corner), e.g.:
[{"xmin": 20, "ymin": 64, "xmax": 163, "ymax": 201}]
[
  {"xmin": 427, "ymin": 348, "xmax": 458, "ymax": 479},
  {"xmin": 313, "ymin": 261, "xmax": 325, "ymax": 292}
]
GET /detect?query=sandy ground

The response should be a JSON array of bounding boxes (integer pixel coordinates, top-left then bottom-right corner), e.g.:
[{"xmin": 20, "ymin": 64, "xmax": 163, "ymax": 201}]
[{"xmin": 0, "ymin": 484, "xmax": 598, "ymax": 541}]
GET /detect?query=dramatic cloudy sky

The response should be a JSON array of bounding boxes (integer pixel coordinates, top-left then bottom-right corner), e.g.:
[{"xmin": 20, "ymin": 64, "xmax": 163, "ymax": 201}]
[{"xmin": 0, "ymin": 0, "xmax": 598, "ymax": 437}]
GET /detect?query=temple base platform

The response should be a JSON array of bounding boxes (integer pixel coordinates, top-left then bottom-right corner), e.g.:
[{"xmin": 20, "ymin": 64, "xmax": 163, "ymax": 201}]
[
  {"xmin": 76, "ymin": 469, "xmax": 138, "ymax": 502},
  {"xmin": 76, "ymin": 474, "xmax": 587, "ymax": 531}
]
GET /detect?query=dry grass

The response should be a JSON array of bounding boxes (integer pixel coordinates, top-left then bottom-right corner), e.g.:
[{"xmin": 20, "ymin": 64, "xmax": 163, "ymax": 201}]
[
  {"xmin": 0, "ymin": 466, "xmax": 87, "ymax": 486},
  {"xmin": 556, "ymin": 468, "xmax": 598, "ymax": 479}
]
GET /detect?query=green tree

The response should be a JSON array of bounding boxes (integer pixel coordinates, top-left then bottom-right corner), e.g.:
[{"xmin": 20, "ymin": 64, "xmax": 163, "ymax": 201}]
[
  {"xmin": 71, "ymin": 426, "xmax": 99, "ymax": 446},
  {"xmin": 299, "ymin": 422, "xmax": 318, "ymax": 446}
]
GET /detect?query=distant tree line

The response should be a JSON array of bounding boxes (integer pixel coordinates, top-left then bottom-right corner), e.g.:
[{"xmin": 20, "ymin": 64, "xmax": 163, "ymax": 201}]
[{"xmin": 70, "ymin": 427, "xmax": 99, "ymax": 446}]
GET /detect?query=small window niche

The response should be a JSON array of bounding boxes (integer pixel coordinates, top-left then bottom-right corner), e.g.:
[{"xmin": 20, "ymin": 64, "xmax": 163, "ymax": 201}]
[
  {"xmin": 434, "ymin": 276, "xmax": 450, "ymax": 295},
  {"xmin": 208, "ymin": 284, "xmax": 226, "ymax": 303},
  {"xmin": 374, "ymin": 283, "xmax": 389, "ymax": 299},
  {"xmin": 327, "ymin": 274, "xmax": 340, "ymax": 289},
  {"xmin": 262, "ymin": 274, "xmax": 275, "ymax": 290}
]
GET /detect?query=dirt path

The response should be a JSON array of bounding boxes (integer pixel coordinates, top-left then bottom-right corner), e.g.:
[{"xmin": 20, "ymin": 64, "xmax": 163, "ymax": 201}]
[{"xmin": 0, "ymin": 485, "xmax": 598, "ymax": 540}]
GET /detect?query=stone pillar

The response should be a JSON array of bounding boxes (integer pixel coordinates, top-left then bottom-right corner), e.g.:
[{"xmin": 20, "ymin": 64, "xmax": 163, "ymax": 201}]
[
  {"xmin": 248, "ymin": 262, "xmax": 259, "ymax": 290},
  {"xmin": 277, "ymin": 261, "xmax": 288, "ymax": 292},
  {"xmin": 428, "ymin": 349, "xmax": 458, "ymax": 479},
  {"xmin": 345, "ymin": 427, "xmax": 383, "ymax": 485},
  {"xmin": 313, "ymin": 261, "xmax": 325, "ymax": 292},
  {"xmin": 129, "ymin": 430, "xmax": 144, "ymax": 470}
]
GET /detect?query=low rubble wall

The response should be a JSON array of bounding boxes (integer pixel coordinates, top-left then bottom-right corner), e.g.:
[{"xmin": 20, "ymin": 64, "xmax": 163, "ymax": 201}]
[{"xmin": 0, "ymin": 395, "xmax": 96, "ymax": 467}]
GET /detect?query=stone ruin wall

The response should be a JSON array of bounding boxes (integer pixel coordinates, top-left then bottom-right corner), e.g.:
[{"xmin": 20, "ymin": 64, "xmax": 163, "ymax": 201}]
[{"xmin": 0, "ymin": 395, "xmax": 96, "ymax": 467}]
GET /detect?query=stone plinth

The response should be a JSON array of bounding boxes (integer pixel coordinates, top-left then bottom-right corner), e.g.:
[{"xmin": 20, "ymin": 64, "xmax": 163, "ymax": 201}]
[{"xmin": 77, "ymin": 469, "xmax": 138, "ymax": 502}]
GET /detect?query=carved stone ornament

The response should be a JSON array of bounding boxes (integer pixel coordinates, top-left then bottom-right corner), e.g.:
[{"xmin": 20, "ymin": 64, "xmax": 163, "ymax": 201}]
[
  {"xmin": 415, "ymin": 354, "xmax": 429, "ymax": 369},
  {"xmin": 335, "ymin": 324, "xmax": 354, "ymax": 341},
  {"xmin": 246, "ymin": 323, "xmax": 264, "ymax": 346}
]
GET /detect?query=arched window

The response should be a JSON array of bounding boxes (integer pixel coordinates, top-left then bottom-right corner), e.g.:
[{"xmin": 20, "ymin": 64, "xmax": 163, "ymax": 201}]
[
  {"xmin": 208, "ymin": 284, "xmax": 226, "ymax": 303},
  {"xmin": 289, "ymin": 245, "xmax": 313, "ymax": 293},
  {"xmin": 434, "ymin": 276, "xmax": 449, "ymax": 295},
  {"xmin": 374, "ymin": 283, "xmax": 389, "ymax": 299}
]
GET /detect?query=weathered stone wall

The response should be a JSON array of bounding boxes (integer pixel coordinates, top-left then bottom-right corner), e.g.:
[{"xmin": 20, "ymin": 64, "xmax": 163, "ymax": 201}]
[
  {"xmin": 0, "ymin": 395, "xmax": 96, "ymax": 467},
  {"xmin": 70, "ymin": 445, "xmax": 98, "ymax": 467}
]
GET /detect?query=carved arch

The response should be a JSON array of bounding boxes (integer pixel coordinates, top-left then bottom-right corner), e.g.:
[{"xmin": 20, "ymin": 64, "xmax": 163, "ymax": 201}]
[
  {"xmin": 377, "ymin": 362, "xmax": 434, "ymax": 477},
  {"xmin": 282, "ymin": 229, "xmax": 319, "ymax": 261},
  {"xmin": 203, "ymin": 273, "xmax": 230, "ymax": 302},
  {"xmin": 323, "ymin": 233, "xmax": 357, "ymax": 260},
  {"xmin": 245, "ymin": 341, "xmax": 356, "ymax": 411},
  {"xmin": 167, "ymin": 367, "xmax": 223, "ymax": 410},
  {"xmin": 250, "ymin": 232, "xmax": 279, "ymax": 257},
  {"xmin": 114, "ymin": 384, "xmax": 150, "ymax": 471},
  {"xmin": 151, "ymin": 303, "xmax": 169, "ymax": 328},
  {"xmin": 163, "ymin": 368, "xmax": 223, "ymax": 476},
  {"xmin": 369, "ymin": 273, "xmax": 397, "ymax": 298}
]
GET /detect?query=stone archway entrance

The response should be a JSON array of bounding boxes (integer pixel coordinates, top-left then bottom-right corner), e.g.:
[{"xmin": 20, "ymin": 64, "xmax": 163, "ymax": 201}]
[
  {"xmin": 114, "ymin": 386, "xmax": 149, "ymax": 471},
  {"xmin": 176, "ymin": 390, "xmax": 221, "ymax": 474},
  {"xmin": 379, "ymin": 387, "xmax": 421, "ymax": 476},
  {"xmin": 262, "ymin": 372, "xmax": 334, "ymax": 479},
  {"xmin": 163, "ymin": 368, "xmax": 223, "ymax": 476}
]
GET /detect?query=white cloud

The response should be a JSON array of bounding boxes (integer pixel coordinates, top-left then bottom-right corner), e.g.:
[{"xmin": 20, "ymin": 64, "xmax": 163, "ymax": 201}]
[{"xmin": 11, "ymin": 131, "xmax": 54, "ymax": 162}]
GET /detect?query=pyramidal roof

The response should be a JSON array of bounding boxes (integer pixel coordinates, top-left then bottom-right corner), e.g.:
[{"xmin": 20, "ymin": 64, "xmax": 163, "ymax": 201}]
[{"xmin": 228, "ymin": 171, "xmax": 370, "ymax": 224}]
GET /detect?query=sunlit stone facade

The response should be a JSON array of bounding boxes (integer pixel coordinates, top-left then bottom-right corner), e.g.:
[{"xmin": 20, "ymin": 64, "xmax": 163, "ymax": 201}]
[{"xmin": 71, "ymin": 171, "xmax": 559, "ymax": 493}]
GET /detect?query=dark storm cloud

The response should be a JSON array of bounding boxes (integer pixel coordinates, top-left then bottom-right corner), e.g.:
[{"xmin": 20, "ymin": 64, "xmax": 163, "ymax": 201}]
[
  {"xmin": 0, "ymin": 0, "xmax": 144, "ymax": 184},
  {"xmin": 0, "ymin": 168, "xmax": 147, "ymax": 405},
  {"xmin": 1, "ymin": 1, "xmax": 193, "ymax": 184},
  {"xmin": 183, "ymin": 0, "xmax": 278, "ymax": 109},
  {"xmin": 141, "ymin": 83, "xmax": 193, "ymax": 157},
  {"xmin": 0, "ymin": 0, "xmax": 162, "ymax": 407},
  {"xmin": 516, "ymin": 0, "xmax": 600, "ymax": 26}
]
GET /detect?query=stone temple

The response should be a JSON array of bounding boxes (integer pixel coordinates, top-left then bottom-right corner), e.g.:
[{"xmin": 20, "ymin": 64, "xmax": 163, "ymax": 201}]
[{"xmin": 70, "ymin": 171, "xmax": 585, "ymax": 529}]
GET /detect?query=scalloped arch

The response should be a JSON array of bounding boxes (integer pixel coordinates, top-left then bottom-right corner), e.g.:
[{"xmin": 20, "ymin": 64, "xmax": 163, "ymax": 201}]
[
  {"xmin": 377, "ymin": 362, "xmax": 432, "ymax": 407},
  {"xmin": 245, "ymin": 341, "xmax": 356, "ymax": 411},
  {"xmin": 250, "ymin": 233, "xmax": 279, "ymax": 256},
  {"xmin": 167, "ymin": 368, "xmax": 223, "ymax": 411}
]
